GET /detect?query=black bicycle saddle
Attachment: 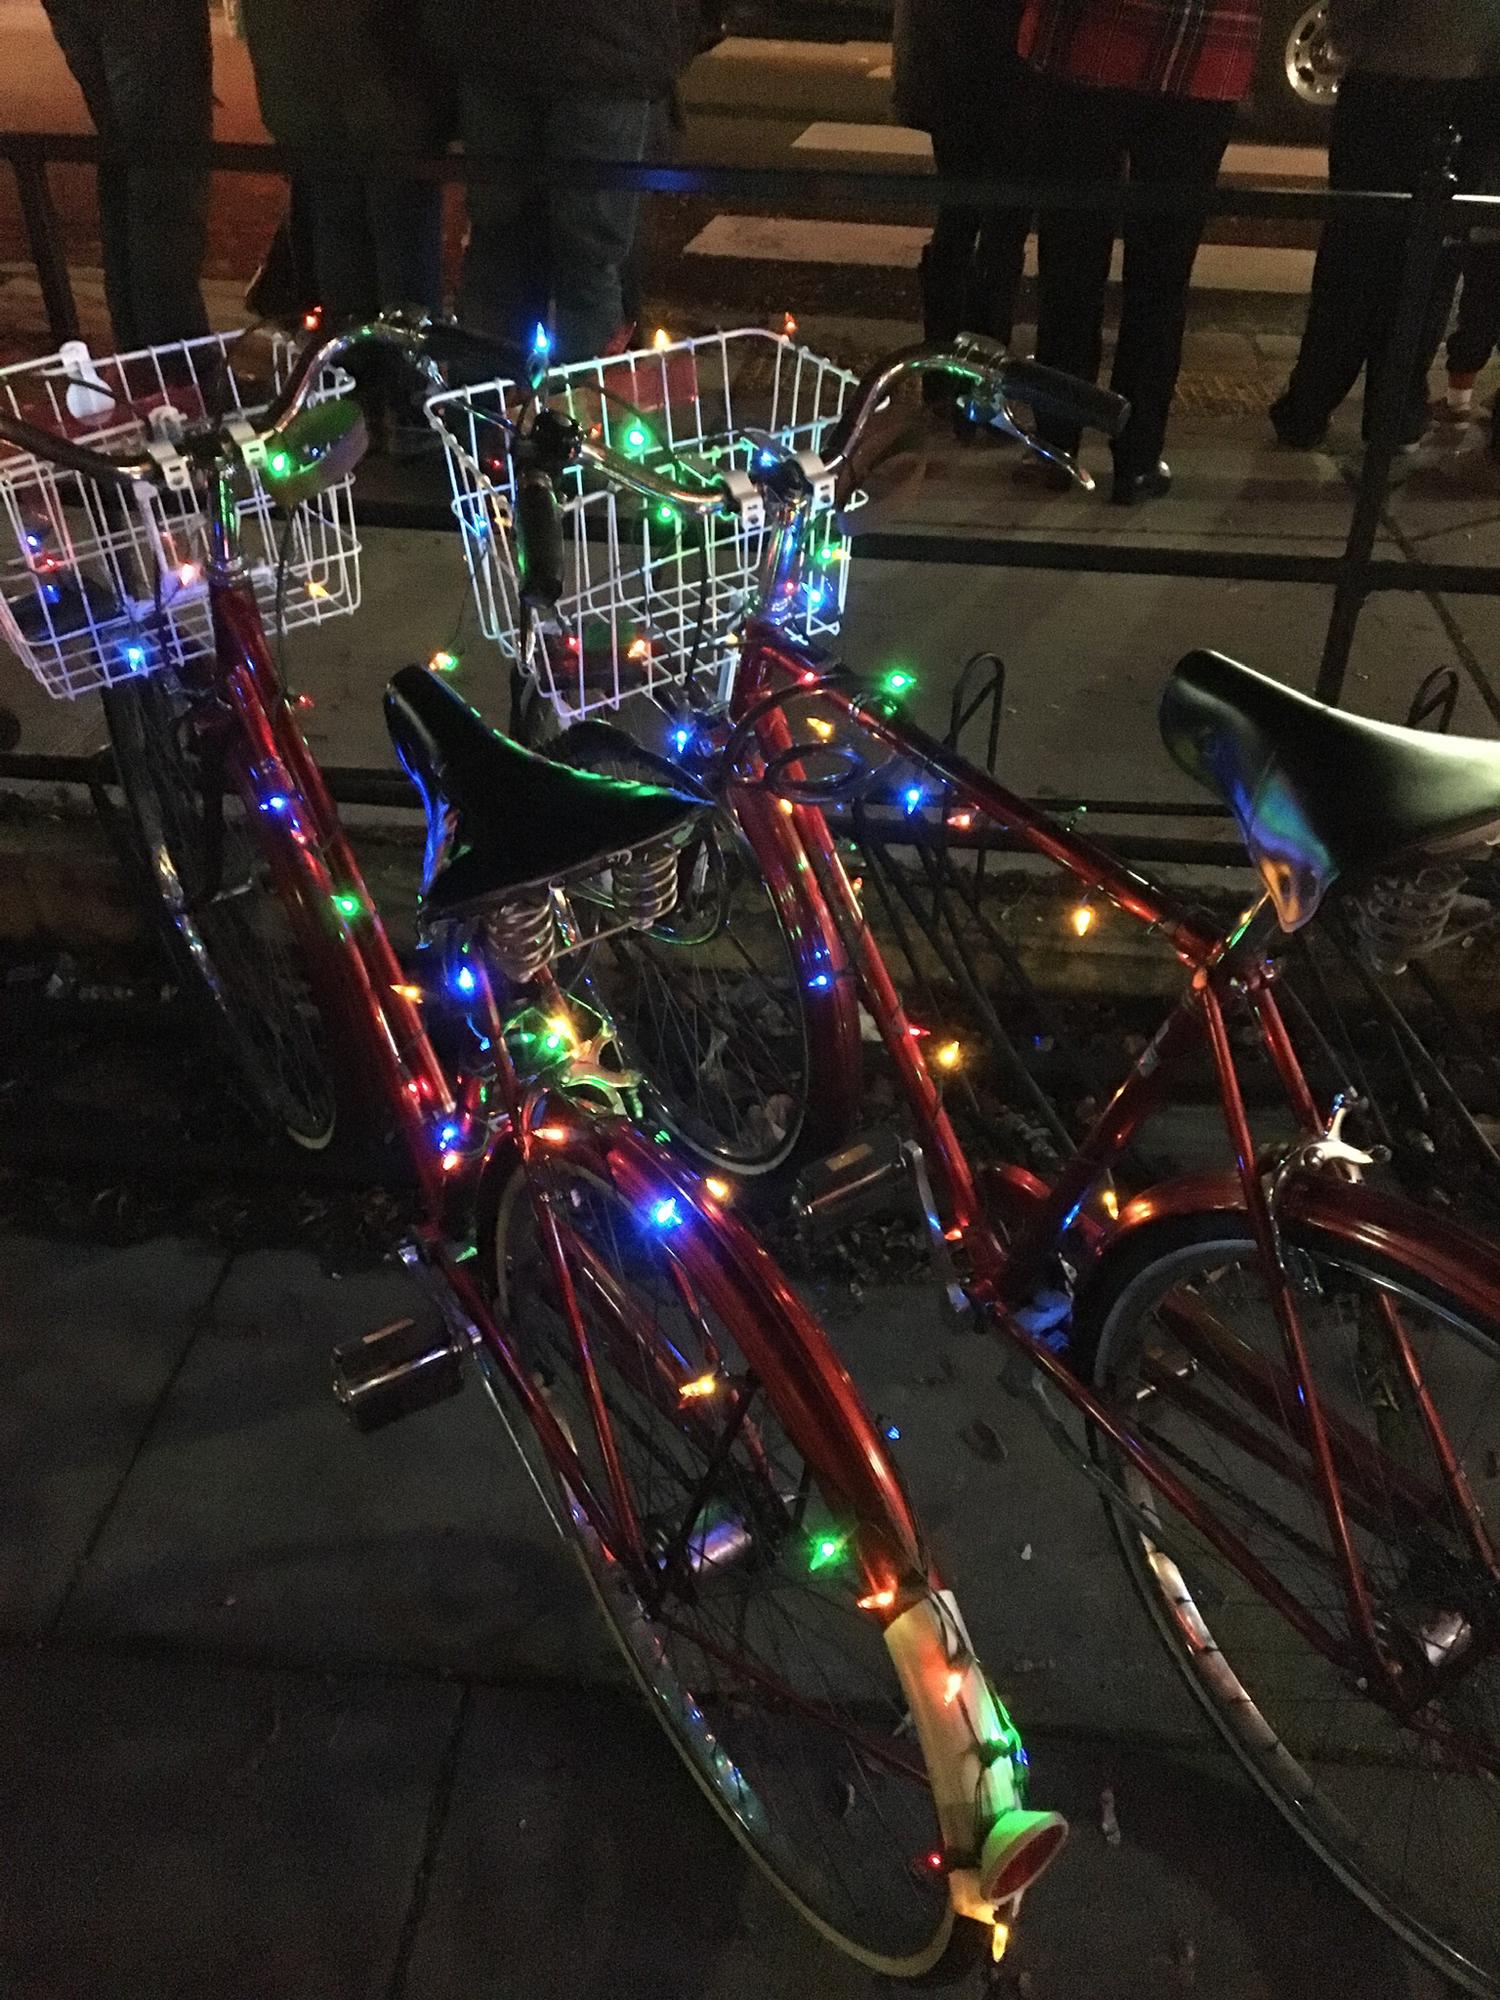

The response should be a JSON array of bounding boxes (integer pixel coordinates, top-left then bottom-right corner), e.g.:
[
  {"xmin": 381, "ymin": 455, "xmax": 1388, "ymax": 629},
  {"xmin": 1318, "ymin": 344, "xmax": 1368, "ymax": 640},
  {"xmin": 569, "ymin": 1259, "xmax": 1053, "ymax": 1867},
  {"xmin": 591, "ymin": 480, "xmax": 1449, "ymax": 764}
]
[
  {"xmin": 1160, "ymin": 649, "xmax": 1500, "ymax": 929},
  {"xmin": 384, "ymin": 665, "xmax": 705, "ymax": 921}
]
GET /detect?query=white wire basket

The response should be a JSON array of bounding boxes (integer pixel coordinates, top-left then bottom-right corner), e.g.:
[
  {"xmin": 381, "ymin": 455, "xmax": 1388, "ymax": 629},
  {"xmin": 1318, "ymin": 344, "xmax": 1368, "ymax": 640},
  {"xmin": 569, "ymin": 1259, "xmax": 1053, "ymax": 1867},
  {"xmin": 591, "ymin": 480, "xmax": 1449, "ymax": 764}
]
[
  {"xmin": 0, "ymin": 332, "xmax": 361, "ymax": 701},
  {"xmin": 430, "ymin": 329, "xmax": 858, "ymax": 722}
]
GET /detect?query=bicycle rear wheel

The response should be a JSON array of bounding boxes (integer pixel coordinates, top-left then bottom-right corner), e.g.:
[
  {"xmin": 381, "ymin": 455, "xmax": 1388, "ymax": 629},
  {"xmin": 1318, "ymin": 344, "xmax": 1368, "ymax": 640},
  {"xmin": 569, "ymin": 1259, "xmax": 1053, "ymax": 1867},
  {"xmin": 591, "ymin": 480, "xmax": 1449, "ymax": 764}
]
[
  {"xmin": 481, "ymin": 1138, "xmax": 1025, "ymax": 1977},
  {"xmin": 103, "ymin": 676, "xmax": 337, "ymax": 1148},
  {"xmin": 547, "ymin": 721, "xmax": 859, "ymax": 1176},
  {"xmin": 1080, "ymin": 1209, "xmax": 1500, "ymax": 1996}
]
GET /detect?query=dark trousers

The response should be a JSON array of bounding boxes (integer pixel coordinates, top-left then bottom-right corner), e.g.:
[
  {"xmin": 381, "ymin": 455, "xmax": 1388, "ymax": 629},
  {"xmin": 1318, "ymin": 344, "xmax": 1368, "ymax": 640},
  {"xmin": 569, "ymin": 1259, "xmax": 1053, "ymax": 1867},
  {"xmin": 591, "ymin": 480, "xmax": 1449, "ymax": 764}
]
[
  {"xmin": 1280, "ymin": 72, "xmax": 1496, "ymax": 441},
  {"xmin": 1448, "ymin": 233, "xmax": 1500, "ymax": 377},
  {"xmin": 454, "ymin": 95, "xmax": 654, "ymax": 364},
  {"xmin": 301, "ymin": 177, "xmax": 445, "ymax": 323},
  {"xmin": 923, "ymin": 67, "xmax": 1032, "ymax": 349},
  {"xmin": 1030, "ymin": 80, "xmax": 1235, "ymax": 473},
  {"xmin": 40, "ymin": 0, "xmax": 211, "ymax": 350}
]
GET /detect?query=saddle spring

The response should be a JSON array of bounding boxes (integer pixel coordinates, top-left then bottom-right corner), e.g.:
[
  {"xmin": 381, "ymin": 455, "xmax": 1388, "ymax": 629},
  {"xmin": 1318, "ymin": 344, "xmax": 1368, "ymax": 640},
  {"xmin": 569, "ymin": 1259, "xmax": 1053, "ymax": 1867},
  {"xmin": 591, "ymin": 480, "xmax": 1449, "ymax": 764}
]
[
  {"xmin": 485, "ymin": 888, "xmax": 556, "ymax": 982},
  {"xmin": 1348, "ymin": 862, "xmax": 1466, "ymax": 973},
  {"xmin": 609, "ymin": 839, "xmax": 680, "ymax": 932}
]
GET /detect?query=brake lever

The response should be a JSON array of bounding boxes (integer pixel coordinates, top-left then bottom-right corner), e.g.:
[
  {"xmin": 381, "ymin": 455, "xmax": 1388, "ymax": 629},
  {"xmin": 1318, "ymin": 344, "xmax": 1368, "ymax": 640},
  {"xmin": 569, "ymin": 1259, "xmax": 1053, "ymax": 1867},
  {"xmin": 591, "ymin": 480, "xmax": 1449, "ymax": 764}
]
[{"xmin": 970, "ymin": 397, "xmax": 1096, "ymax": 493}]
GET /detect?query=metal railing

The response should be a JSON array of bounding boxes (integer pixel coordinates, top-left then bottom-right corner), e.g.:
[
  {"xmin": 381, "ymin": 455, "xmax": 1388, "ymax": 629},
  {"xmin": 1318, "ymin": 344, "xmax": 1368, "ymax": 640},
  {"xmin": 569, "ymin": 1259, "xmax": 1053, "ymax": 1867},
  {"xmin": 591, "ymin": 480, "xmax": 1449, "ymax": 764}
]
[{"xmin": 3, "ymin": 130, "xmax": 1497, "ymax": 716}]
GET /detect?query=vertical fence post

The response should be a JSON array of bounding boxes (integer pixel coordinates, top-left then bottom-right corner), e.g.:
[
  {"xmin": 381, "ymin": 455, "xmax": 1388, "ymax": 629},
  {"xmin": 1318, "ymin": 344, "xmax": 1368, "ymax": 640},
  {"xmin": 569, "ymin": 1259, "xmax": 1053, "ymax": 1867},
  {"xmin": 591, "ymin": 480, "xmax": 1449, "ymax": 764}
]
[
  {"xmin": 8, "ymin": 139, "xmax": 79, "ymax": 348},
  {"xmin": 1315, "ymin": 141, "xmax": 1459, "ymax": 706}
]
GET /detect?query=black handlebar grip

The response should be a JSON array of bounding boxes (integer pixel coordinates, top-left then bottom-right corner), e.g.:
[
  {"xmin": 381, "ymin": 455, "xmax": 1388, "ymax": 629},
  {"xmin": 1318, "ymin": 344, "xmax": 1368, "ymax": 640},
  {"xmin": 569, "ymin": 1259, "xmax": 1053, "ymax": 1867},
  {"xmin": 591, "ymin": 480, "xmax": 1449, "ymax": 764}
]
[
  {"xmin": 1001, "ymin": 359, "xmax": 1131, "ymax": 440},
  {"xmin": 515, "ymin": 470, "xmax": 566, "ymax": 607}
]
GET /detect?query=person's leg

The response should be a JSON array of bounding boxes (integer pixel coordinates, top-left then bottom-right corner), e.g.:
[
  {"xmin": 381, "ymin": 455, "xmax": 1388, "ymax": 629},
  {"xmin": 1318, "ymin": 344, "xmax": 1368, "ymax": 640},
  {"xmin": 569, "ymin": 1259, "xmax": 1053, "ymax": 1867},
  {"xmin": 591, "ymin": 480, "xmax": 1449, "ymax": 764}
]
[
  {"xmin": 1029, "ymin": 79, "xmax": 1126, "ymax": 458},
  {"xmin": 1109, "ymin": 92, "xmax": 1236, "ymax": 480},
  {"xmin": 545, "ymin": 96, "xmax": 654, "ymax": 362},
  {"xmin": 454, "ymin": 91, "xmax": 547, "ymax": 351},
  {"xmin": 965, "ymin": 56, "xmax": 1033, "ymax": 345},
  {"xmin": 925, "ymin": 123, "xmax": 984, "ymax": 345},
  {"xmin": 97, "ymin": 0, "xmax": 212, "ymax": 345},
  {"xmin": 1273, "ymin": 73, "xmax": 1411, "ymax": 443},
  {"xmin": 40, "ymin": 0, "xmax": 139, "ymax": 348}
]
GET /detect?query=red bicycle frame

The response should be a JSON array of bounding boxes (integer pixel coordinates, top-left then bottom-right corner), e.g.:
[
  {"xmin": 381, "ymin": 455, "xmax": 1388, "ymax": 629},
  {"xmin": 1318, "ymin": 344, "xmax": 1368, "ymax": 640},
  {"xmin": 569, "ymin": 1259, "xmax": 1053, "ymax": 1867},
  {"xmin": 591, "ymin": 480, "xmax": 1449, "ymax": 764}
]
[
  {"xmin": 198, "ymin": 578, "xmax": 924, "ymax": 1597},
  {"xmin": 730, "ymin": 620, "xmax": 1500, "ymax": 1731}
]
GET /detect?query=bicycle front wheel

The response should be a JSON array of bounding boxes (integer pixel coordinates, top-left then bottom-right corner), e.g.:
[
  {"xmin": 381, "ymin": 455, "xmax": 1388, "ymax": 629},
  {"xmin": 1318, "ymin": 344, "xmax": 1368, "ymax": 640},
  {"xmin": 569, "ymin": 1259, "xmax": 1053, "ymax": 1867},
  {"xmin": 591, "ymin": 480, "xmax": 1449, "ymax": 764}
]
[
  {"xmin": 1080, "ymin": 1209, "xmax": 1500, "ymax": 1996},
  {"xmin": 481, "ymin": 1139, "xmax": 1000, "ymax": 1977},
  {"xmin": 103, "ymin": 677, "xmax": 337, "ymax": 1149}
]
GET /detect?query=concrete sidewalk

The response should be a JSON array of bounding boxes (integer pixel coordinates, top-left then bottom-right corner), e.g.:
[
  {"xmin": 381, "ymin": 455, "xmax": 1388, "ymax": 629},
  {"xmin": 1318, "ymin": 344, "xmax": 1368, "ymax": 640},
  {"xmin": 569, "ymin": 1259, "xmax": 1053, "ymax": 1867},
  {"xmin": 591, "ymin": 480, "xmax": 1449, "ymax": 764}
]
[{"xmin": 0, "ymin": 1227, "xmax": 1444, "ymax": 1999}]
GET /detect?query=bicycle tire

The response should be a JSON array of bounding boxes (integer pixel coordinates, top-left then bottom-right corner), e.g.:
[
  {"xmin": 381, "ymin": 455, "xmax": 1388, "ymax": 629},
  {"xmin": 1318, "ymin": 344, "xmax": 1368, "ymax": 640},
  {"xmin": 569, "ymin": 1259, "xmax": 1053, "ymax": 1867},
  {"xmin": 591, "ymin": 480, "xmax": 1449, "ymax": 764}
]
[
  {"xmin": 1077, "ymin": 1206, "xmax": 1500, "ymax": 1997},
  {"xmin": 479, "ymin": 1134, "xmax": 1048, "ymax": 1977},
  {"xmin": 103, "ymin": 676, "xmax": 337, "ymax": 1149},
  {"xmin": 545, "ymin": 720, "xmax": 861, "ymax": 1177}
]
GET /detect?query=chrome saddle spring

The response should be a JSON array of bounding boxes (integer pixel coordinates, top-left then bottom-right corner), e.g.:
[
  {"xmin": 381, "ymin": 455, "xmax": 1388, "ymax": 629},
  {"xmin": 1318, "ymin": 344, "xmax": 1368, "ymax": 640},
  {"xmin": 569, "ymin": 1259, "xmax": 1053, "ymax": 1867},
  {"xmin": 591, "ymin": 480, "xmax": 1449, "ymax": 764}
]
[
  {"xmin": 486, "ymin": 887, "xmax": 556, "ymax": 982},
  {"xmin": 1348, "ymin": 862, "xmax": 1466, "ymax": 973},
  {"xmin": 610, "ymin": 840, "xmax": 681, "ymax": 931}
]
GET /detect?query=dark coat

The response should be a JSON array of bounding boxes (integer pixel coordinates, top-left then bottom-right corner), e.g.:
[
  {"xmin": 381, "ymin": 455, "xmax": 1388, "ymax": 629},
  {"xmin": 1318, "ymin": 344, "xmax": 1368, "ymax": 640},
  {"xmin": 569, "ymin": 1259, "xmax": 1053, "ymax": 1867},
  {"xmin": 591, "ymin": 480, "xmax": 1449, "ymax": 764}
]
[
  {"xmin": 420, "ymin": 0, "xmax": 708, "ymax": 100},
  {"xmin": 891, "ymin": 0, "xmax": 1025, "ymax": 131}
]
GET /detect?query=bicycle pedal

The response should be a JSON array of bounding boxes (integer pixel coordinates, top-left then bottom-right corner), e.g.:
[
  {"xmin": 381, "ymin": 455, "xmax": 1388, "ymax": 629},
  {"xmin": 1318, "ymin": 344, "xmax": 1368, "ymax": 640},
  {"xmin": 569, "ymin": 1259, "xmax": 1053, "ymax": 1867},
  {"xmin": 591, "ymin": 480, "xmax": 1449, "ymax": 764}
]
[
  {"xmin": 791, "ymin": 1131, "xmax": 919, "ymax": 1236},
  {"xmin": 331, "ymin": 1317, "xmax": 466, "ymax": 1431}
]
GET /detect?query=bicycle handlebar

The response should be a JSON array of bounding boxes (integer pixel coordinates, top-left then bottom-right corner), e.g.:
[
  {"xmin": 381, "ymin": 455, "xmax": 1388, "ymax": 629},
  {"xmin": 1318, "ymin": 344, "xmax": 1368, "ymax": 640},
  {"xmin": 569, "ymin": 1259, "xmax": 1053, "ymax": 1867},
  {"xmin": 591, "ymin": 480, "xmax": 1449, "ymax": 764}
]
[{"xmin": 0, "ymin": 314, "xmax": 1130, "ymax": 527}]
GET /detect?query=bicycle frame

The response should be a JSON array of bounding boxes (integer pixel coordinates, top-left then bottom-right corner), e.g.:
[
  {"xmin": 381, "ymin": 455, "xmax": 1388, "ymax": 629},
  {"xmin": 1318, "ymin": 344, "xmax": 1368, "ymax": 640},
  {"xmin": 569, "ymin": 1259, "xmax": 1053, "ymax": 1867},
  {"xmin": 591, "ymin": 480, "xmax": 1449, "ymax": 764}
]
[
  {"xmin": 196, "ymin": 570, "xmax": 926, "ymax": 1602},
  {"xmin": 728, "ymin": 620, "xmax": 1500, "ymax": 1736}
]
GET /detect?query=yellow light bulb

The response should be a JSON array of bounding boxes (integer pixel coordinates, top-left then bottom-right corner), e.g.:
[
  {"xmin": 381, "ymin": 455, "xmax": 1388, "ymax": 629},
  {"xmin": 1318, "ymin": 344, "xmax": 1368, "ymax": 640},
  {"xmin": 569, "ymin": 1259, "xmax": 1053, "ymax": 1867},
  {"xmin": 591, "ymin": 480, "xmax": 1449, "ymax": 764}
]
[
  {"xmin": 390, "ymin": 983, "xmax": 424, "ymax": 1003},
  {"xmin": 627, "ymin": 636, "xmax": 652, "ymax": 661},
  {"xmin": 704, "ymin": 1176, "xmax": 732, "ymax": 1203},
  {"xmin": 857, "ymin": 1586, "xmax": 897, "ymax": 1612},
  {"xmin": 305, "ymin": 578, "xmax": 329, "ymax": 599},
  {"xmin": 942, "ymin": 1668, "xmax": 964, "ymax": 1706},
  {"xmin": 777, "ymin": 797, "xmax": 795, "ymax": 817},
  {"xmin": 653, "ymin": 327, "xmax": 671, "ymax": 351},
  {"xmin": 934, "ymin": 1040, "xmax": 962, "ymax": 1071},
  {"xmin": 679, "ymin": 1372, "xmax": 718, "ymax": 1400},
  {"xmin": 533, "ymin": 1124, "xmax": 569, "ymax": 1144},
  {"xmin": 1101, "ymin": 1186, "xmax": 1119, "ymax": 1219},
  {"xmin": 1071, "ymin": 903, "xmax": 1095, "ymax": 938},
  {"xmin": 991, "ymin": 1921, "xmax": 1011, "ymax": 1965},
  {"xmin": 546, "ymin": 1015, "xmax": 573, "ymax": 1043},
  {"xmin": 808, "ymin": 717, "xmax": 834, "ymax": 742}
]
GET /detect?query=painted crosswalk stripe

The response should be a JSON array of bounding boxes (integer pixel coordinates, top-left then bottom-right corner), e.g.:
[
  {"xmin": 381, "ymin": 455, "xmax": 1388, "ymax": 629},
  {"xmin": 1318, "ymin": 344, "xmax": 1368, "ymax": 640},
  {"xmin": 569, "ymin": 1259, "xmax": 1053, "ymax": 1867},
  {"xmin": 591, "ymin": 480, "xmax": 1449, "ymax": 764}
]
[
  {"xmin": 682, "ymin": 215, "xmax": 1315, "ymax": 293},
  {"xmin": 790, "ymin": 122, "xmax": 1327, "ymax": 182}
]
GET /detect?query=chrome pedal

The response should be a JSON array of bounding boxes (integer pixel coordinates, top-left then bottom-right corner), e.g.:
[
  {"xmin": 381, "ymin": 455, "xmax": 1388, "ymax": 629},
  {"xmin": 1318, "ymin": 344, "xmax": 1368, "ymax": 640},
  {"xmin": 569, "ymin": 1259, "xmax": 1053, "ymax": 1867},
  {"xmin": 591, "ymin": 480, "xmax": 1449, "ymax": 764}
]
[
  {"xmin": 331, "ymin": 1317, "xmax": 467, "ymax": 1431},
  {"xmin": 791, "ymin": 1131, "xmax": 918, "ymax": 1236}
]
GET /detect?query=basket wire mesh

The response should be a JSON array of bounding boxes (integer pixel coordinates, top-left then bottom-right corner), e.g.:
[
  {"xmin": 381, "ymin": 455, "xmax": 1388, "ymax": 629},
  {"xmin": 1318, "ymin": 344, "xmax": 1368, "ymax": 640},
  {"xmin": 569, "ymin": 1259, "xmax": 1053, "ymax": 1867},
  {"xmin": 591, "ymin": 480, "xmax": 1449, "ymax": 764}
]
[
  {"xmin": 429, "ymin": 329, "xmax": 857, "ymax": 721},
  {"xmin": 0, "ymin": 332, "xmax": 361, "ymax": 701}
]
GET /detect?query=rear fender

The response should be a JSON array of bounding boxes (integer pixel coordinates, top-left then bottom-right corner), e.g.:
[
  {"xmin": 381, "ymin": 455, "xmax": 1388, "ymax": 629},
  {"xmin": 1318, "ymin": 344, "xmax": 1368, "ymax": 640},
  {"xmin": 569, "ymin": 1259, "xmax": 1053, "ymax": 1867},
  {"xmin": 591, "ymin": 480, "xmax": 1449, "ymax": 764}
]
[{"xmin": 1089, "ymin": 1168, "xmax": 1500, "ymax": 1330}]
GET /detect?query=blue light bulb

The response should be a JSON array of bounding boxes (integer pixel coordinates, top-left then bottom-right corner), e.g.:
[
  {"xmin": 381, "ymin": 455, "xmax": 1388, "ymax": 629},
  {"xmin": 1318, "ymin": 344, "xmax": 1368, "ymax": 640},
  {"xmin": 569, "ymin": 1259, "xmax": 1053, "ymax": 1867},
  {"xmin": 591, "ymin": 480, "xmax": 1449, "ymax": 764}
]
[
  {"xmin": 122, "ymin": 643, "xmax": 147, "ymax": 671},
  {"xmin": 532, "ymin": 322, "xmax": 552, "ymax": 357},
  {"xmin": 454, "ymin": 963, "xmax": 477, "ymax": 995},
  {"xmin": 672, "ymin": 726, "xmax": 692, "ymax": 754},
  {"xmin": 902, "ymin": 785, "xmax": 923, "ymax": 815},
  {"xmin": 649, "ymin": 1196, "xmax": 682, "ymax": 1230}
]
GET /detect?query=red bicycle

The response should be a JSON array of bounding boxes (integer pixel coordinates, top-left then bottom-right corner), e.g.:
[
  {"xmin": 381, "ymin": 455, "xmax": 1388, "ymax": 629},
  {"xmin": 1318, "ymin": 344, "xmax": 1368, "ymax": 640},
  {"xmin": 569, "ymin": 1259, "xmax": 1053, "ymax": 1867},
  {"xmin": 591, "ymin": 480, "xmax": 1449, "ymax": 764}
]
[
  {"xmin": 440, "ymin": 331, "xmax": 1500, "ymax": 1993},
  {"xmin": 0, "ymin": 319, "xmax": 1068, "ymax": 1980}
]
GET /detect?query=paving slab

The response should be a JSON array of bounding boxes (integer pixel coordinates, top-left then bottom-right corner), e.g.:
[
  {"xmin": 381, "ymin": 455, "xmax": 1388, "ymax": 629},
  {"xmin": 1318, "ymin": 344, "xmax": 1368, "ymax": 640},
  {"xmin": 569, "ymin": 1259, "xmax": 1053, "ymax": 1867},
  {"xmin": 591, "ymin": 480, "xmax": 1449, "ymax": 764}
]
[
  {"xmin": 0, "ymin": 1643, "xmax": 457, "ymax": 2000},
  {"xmin": 0, "ymin": 1232, "xmax": 224, "ymax": 1634},
  {"xmin": 59, "ymin": 1247, "xmax": 619, "ymax": 1683},
  {"xmin": 406, "ymin": 1685, "xmax": 1436, "ymax": 2000}
]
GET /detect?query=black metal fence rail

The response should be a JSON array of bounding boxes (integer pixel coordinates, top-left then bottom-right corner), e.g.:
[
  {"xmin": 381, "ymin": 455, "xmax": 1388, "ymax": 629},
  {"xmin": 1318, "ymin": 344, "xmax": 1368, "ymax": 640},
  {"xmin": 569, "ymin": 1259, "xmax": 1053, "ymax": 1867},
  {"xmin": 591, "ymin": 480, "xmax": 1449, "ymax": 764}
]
[{"xmin": 5, "ymin": 130, "xmax": 1499, "ymax": 713}]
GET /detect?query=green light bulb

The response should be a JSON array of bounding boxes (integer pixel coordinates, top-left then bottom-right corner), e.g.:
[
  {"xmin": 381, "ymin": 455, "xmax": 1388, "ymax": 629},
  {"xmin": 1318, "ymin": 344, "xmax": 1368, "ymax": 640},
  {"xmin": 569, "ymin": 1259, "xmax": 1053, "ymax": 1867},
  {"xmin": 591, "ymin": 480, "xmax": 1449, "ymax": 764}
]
[
  {"xmin": 332, "ymin": 892, "xmax": 360, "ymax": 919},
  {"xmin": 808, "ymin": 1532, "xmax": 847, "ymax": 1572},
  {"xmin": 268, "ymin": 450, "xmax": 291, "ymax": 477},
  {"xmin": 883, "ymin": 668, "xmax": 916, "ymax": 697}
]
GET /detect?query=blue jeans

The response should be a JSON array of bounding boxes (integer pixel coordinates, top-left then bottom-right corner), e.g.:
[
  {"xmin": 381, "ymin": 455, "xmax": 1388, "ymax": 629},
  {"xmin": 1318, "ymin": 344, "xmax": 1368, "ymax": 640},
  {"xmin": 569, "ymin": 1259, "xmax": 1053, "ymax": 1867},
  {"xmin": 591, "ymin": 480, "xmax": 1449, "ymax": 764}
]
[{"xmin": 457, "ymin": 94, "xmax": 654, "ymax": 363}]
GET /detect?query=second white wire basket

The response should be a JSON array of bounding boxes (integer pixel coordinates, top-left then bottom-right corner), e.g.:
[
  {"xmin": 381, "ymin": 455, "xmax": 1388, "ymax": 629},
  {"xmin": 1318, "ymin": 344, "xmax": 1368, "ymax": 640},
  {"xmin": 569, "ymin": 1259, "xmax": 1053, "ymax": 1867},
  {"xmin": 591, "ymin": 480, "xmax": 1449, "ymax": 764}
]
[
  {"xmin": 0, "ymin": 332, "xmax": 361, "ymax": 702},
  {"xmin": 430, "ymin": 328, "xmax": 857, "ymax": 722}
]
